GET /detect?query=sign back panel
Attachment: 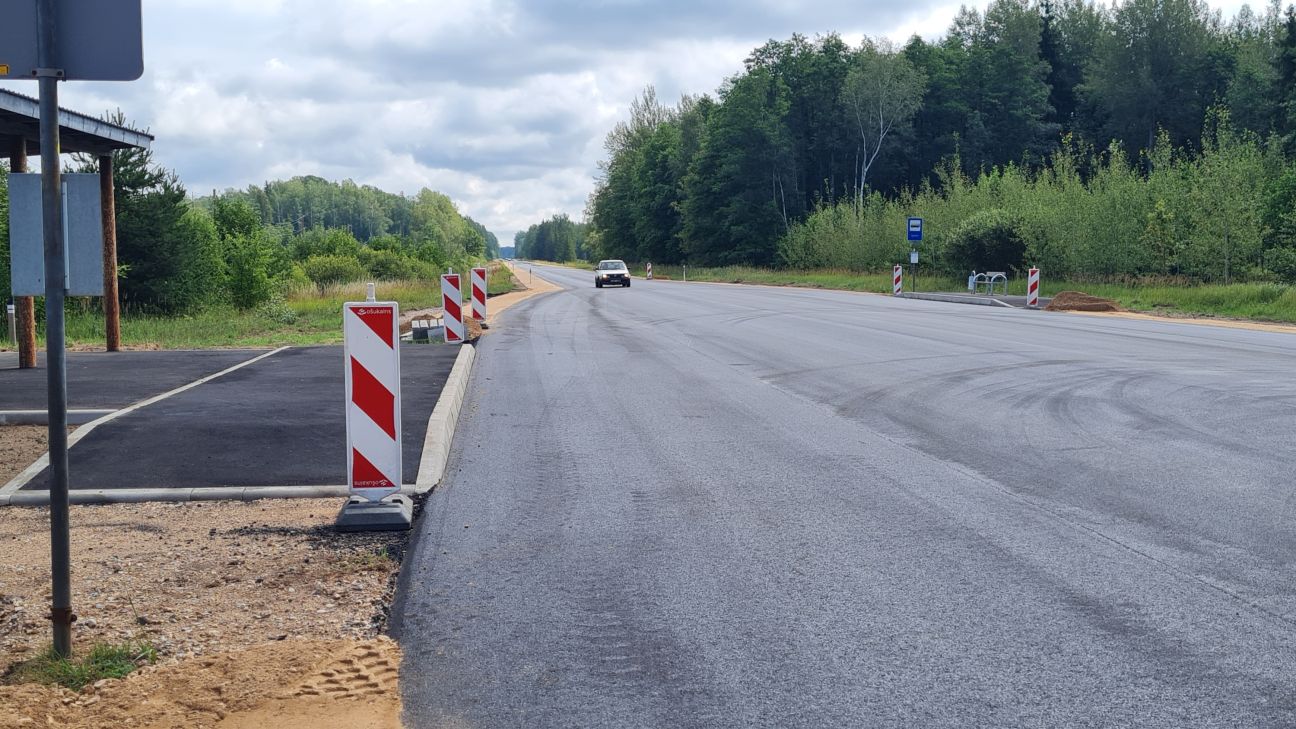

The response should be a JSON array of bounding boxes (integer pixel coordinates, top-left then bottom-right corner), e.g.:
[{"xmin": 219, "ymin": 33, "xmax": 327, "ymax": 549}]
[{"xmin": 0, "ymin": 0, "xmax": 144, "ymax": 81}]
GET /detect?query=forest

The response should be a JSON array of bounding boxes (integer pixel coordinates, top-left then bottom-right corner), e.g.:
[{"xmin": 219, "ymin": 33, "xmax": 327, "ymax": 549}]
[{"xmin": 547, "ymin": 0, "xmax": 1296, "ymax": 286}]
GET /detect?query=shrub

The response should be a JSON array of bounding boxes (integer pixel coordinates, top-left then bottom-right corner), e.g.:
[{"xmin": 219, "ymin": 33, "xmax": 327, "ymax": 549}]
[
  {"xmin": 944, "ymin": 208, "xmax": 1028, "ymax": 273},
  {"xmin": 226, "ymin": 232, "xmax": 274, "ymax": 310},
  {"xmin": 301, "ymin": 254, "xmax": 367, "ymax": 292},
  {"xmin": 1269, "ymin": 247, "xmax": 1296, "ymax": 284}
]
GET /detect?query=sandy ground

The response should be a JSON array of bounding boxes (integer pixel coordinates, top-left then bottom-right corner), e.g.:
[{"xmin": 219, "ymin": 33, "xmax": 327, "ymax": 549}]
[
  {"xmin": 488, "ymin": 263, "xmax": 559, "ymax": 325},
  {"xmin": 1065, "ymin": 308, "xmax": 1296, "ymax": 334},
  {"xmin": 0, "ymin": 426, "xmax": 61, "ymax": 487},
  {"xmin": 0, "ymin": 637, "xmax": 401, "ymax": 729},
  {"xmin": 0, "ymin": 492, "xmax": 409, "ymax": 728}
]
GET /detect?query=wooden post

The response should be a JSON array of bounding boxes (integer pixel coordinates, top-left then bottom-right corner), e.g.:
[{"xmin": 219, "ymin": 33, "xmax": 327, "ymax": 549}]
[
  {"xmin": 9, "ymin": 138, "xmax": 37, "ymax": 369},
  {"xmin": 99, "ymin": 154, "xmax": 120, "ymax": 351}
]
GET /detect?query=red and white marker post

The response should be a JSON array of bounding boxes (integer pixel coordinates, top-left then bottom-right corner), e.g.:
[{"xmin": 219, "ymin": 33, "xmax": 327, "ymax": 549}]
[
  {"xmin": 893, "ymin": 265, "xmax": 903, "ymax": 296},
  {"xmin": 343, "ymin": 294, "xmax": 402, "ymax": 502},
  {"xmin": 470, "ymin": 267, "xmax": 487, "ymax": 322},
  {"xmin": 646, "ymin": 263, "xmax": 653, "ymax": 280},
  {"xmin": 442, "ymin": 272, "xmax": 464, "ymax": 344},
  {"xmin": 1027, "ymin": 267, "xmax": 1040, "ymax": 308}
]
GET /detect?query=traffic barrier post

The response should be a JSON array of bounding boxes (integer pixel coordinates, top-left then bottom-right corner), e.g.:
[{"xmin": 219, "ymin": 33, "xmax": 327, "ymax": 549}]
[
  {"xmin": 342, "ymin": 293, "xmax": 402, "ymax": 502},
  {"xmin": 471, "ymin": 267, "xmax": 487, "ymax": 321},
  {"xmin": 1027, "ymin": 267, "xmax": 1040, "ymax": 308},
  {"xmin": 893, "ymin": 265, "xmax": 903, "ymax": 296},
  {"xmin": 442, "ymin": 273, "xmax": 464, "ymax": 344}
]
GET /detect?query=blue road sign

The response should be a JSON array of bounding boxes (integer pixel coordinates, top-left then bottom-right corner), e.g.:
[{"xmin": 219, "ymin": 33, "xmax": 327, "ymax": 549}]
[{"xmin": 907, "ymin": 217, "xmax": 923, "ymax": 242}]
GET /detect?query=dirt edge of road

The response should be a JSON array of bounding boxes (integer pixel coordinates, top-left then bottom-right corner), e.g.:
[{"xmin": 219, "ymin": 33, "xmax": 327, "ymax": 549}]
[{"xmin": 0, "ymin": 494, "xmax": 415, "ymax": 729}]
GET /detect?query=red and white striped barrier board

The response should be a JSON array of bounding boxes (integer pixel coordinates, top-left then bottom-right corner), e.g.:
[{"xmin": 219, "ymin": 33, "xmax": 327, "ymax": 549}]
[
  {"xmin": 646, "ymin": 263, "xmax": 653, "ymax": 280},
  {"xmin": 343, "ymin": 301, "xmax": 402, "ymax": 502},
  {"xmin": 471, "ymin": 267, "xmax": 487, "ymax": 321},
  {"xmin": 1027, "ymin": 267, "xmax": 1040, "ymax": 308},
  {"xmin": 893, "ymin": 265, "xmax": 903, "ymax": 296},
  {"xmin": 442, "ymin": 273, "xmax": 464, "ymax": 344}
]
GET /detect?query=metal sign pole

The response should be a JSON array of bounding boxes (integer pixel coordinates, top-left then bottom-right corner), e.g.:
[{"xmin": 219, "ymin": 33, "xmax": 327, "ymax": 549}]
[{"xmin": 37, "ymin": 0, "xmax": 74, "ymax": 659}]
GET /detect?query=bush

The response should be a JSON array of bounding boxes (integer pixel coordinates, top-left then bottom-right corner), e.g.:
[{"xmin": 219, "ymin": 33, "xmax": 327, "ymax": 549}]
[
  {"xmin": 301, "ymin": 254, "xmax": 367, "ymax": 292},
  {"xmin": 1269, "ymin": 247, "xmax": 1296, "ymax": 284},
  {"xmin": 226, "ymin": 232, "xmax": 274, "ymax": 310},
  {"xmin": 944, "ymin": 208, "xmax": 1028, "ymax": 273},
  {"xmin": 255, "ymin": 293, "xmax": 298, "ymax": 324},
  {"xmin": 360, "ymin": 249, "xmax": 438, "ymax": 281}
]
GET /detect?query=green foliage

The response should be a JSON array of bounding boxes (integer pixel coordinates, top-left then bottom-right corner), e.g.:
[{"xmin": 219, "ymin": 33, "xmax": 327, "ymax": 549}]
[
  {"xmin": 537, "ymin": 4, "xmax": 1296, "ymax": 287},
  {"xmin": 359, "ymin": 248, "xmax": 437, "ymax": 280},
  {"xmin": 6, "ymin": 642, "xmax": 157, "ymax": 691},
  {"xmin": 301, "ymin": 254, "xmax": 367, "ymax": 292},
  {"xmin": 226, "ymin": 232, "xmax": 274, "ymax": 310},
  {"xmin": 945, "ymin": 208, "xmax": 1028, "ymax": 272},
  {"xmin": 1269, "ymin": 247, "xmax": 1296, "ymax": 283},
  {"xmin": 516, "ymin": 214, "xmax": 588, "ymax": 262}
]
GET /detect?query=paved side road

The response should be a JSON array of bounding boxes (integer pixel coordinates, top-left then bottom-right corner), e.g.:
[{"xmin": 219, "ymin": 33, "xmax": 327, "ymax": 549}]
[
  {"xmin": 19, "ymin": 344, "xmax": 459, "ymax": 490},
  {"xmin": 396, "ymin": 264, "xmax": 1296, "ymax": 728}
]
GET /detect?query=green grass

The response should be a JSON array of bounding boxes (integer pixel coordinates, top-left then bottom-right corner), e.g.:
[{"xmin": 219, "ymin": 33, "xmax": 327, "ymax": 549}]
[
  {"xmin": 5, "ymin": 641, "xmax": 157, "ymax": 691},
  {"xmin": 19, "ymin": 279, "xmax": 446, "ymax": 350},
  {"xmin": 487, "ymin": 262, "xmax": 519, "ymax": 296}
]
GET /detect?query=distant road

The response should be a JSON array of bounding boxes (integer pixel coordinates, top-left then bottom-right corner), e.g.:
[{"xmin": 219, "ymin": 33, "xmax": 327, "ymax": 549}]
[{"xmin": 397, "ymin": 263, "xmax": 1296, "ymax": 728}]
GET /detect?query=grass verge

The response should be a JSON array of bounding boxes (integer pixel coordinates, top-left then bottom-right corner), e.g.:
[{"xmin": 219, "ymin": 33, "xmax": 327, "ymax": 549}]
[
  {"xmin": 19, "ymin": 278, "xmax": 446, "ymax": 350},
  {"xmin": 4, "ymin": 641, "xmax": 157, "ymax": 691},
  {"xmin": 610, "ymin": 263, "xmax": 1296, "ymax": 324}
]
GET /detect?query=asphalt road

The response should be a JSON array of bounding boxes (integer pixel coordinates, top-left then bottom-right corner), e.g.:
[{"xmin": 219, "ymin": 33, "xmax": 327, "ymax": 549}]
[
  {"xmin": 396, "ymin": 264, "xmax": 1296, "ymax": 728},
  {"xmin": 0, "ymin": 349, "xmax": 261, "ymax": 410},
  {"xmin": 19, "ymin": 344, "xmax": 459, "ymax": 490}
]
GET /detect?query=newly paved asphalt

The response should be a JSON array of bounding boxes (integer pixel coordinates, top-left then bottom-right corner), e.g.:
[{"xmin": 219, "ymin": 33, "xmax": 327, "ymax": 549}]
[
  {"xmin": 396, "ymin": 264, "xmax": 1296, "ymax": 728},
  {"xmin": 20, "ymin": 344, "xmax": 459, "ymax": 490},
  {"xmin": 0, "ymin": 349, "xmax": 262, "ymax": 410}
]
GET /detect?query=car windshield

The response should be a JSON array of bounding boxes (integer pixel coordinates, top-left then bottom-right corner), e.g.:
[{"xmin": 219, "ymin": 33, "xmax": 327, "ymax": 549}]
[{"xmin": 598, "ymin": 261, "xmax": 625, "ymax": 270}]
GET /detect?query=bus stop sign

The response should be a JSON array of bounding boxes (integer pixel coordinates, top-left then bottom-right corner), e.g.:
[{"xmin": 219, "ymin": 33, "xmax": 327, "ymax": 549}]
[
  {"xmin": 0, "ymin": 0, "xmax": 143, "ymax": 81},
  {"xmin": 907, "ymin": 217, "xmax": 923, "ymax": 242}
]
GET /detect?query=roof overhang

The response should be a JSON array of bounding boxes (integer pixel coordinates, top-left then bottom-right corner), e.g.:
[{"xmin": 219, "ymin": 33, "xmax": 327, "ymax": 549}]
[{"xmin": 0, "ymin": 88, "xmax": 153, "ymax": 157}]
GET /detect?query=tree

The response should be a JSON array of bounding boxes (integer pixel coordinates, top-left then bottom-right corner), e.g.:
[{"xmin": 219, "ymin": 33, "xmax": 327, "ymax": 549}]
[
  {"xmin": 841, "ymin": 40, "xmax": 926, "ymax": 198},
  {"xmin": 682, "ymin": 69, "xmax": 794, "ymax": 265},
  {"xmin": 1084, "ymin": 0, "xmax": 1220, "ymax": 157}
]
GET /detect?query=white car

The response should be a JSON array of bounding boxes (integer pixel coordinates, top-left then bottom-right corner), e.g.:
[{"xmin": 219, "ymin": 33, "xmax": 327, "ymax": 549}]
[{"xmin": 594, "ymin": 260, "xmax": 631, "ymax": 288}]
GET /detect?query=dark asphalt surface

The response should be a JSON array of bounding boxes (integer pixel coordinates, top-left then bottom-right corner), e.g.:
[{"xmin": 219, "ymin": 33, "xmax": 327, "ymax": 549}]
[
  {"xmin": 396, "ymin": 264, "xmax": 1296, "ymax": 728},
  {"xmin": 22, "ymin": 344, "xmax": 459, "ymax": 490},
  {"xmin": 0, "ymin": 349, "xmax": 263, "ymax": 410}
]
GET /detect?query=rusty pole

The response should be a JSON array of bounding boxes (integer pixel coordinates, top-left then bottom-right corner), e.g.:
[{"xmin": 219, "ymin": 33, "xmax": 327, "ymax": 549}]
[
  {"xmin": 99, "ymin": 154, "xmax": 120, "ymax": 351},
  {"xmin": 9, "ymin": 138, "xmax": 37, "ymax": 369}
]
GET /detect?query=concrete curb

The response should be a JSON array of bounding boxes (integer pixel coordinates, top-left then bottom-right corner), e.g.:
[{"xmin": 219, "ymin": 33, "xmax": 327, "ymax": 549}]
[
  {"xmin": 0, "ymin": 409, "xmax": 116, "ymax": 425},
  {"xmin": 415, "ymin": 343, "xmax": 476, "ymax": 494},
  {"xmin": 900, "ymin": 292, "xmax": 1018, "ymax": 308}
]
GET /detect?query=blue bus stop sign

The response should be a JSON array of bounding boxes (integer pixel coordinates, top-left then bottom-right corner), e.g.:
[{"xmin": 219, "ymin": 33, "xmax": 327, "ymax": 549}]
[{"xmin": 907, "ymin": 217, "xmax": 923, "ymax": 242}]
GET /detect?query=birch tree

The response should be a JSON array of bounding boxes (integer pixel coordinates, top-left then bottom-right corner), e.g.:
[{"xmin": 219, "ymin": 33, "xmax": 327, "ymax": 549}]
[{"xmin": 841, "ymin": 41, "xmax": 926, "ymax": 203}]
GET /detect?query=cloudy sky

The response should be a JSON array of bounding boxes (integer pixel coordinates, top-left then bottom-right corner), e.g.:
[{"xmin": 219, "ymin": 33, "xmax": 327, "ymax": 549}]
[{"xmin": 0, "ymin": 0, "xmax": 1254, "ymax": 244}]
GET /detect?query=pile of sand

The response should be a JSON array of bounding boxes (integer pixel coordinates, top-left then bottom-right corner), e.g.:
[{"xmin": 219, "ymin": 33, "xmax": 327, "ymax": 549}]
[
  {"xmin": 0, "ymin": 638, "xmax": 402, "ymax": 729},
  {"xmin": 1045, "ymin": 291, "xmax": 1121, "ymax": 312}
]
